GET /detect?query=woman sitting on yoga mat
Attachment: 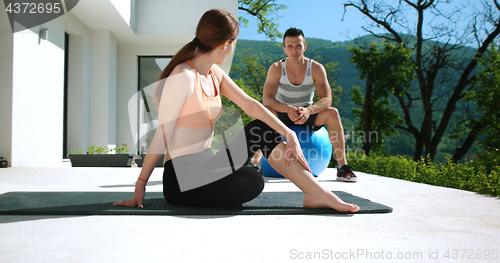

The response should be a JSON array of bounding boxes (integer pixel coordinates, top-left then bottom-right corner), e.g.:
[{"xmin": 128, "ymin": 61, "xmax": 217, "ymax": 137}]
[{"xmin": 113, "ymin": 9, "xmax": 359, "ymax": 212}]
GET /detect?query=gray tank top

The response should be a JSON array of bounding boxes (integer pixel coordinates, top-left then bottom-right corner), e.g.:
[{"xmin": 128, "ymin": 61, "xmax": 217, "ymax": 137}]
[{"xmin": 275, "ymin": 58, "xmax": 315, "ymax": 107}]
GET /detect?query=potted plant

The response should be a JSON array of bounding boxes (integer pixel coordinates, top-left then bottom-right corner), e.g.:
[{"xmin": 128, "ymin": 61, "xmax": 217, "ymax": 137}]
[
  {"xmin": 0, "ymin": 157, "xmax": 8, "ymax": 168},
  {"xmin": 68, "ymin": 145, "xmax": 133, "ymax": 167}
]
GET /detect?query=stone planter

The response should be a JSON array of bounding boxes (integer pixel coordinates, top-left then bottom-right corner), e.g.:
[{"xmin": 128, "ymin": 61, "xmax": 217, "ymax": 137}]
[{"xmin": 68, "ymin": 154, "xmax": 133, "ymax": 167}]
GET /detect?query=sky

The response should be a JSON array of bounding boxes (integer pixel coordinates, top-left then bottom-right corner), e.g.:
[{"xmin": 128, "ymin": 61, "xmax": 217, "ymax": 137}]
[
  {"xmin": 238, "ymin": 0, "xmax": 368, "ymax": 42},
  {"xmin": 237, "ymin": 0, "xmax": 474, "ymax": 43}
]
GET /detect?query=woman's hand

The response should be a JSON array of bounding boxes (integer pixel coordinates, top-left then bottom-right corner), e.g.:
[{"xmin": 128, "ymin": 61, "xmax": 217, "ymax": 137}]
[
  {"xmin": 284, "ymin": 133, "xmax": 312, "ymax": 173},
  {"xmin": 113, "ymin": 180, "xmax": 147, "ymax": 208}
]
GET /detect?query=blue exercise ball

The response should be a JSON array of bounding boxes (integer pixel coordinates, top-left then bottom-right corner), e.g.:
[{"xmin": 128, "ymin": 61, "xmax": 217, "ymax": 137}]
[{"xmin": 261, "ymin": 126, "xmax": 332, "ymax": 177}]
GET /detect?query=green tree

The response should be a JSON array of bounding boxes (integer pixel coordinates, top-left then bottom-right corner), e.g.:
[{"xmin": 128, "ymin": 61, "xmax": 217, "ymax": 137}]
[
  {"xmin": 218, "ymin": 0, "xmax": 286, "ymax": 125},
  {"xmin": 227, "ymin": 49, "xmax": 273, "ymax": 125},
  {"xmin": 231, "ymin": 49, "xmax": 273, "ymax": 101},
  {"xmin": 452, "ymin": 43, "xmax": 500, "ymax": 164},
  {"xmin": 308, "ymin": 55, "xmax": 343, "ymax": 106},
  {"xmin": 238, "ymin": 0, "xmax": 287, "ymax": 41},
  {"xmin": 350, "ymin": 42, "xmax": 415, "ymax": 155},
  {"xmin": 344, "ymin": 0, "xmax": 500, "ymax": 162}
]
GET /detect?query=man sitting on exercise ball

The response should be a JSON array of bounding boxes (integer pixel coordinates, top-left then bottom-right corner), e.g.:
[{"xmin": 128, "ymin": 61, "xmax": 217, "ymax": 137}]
[{"xmin": 253, "ymin": 27, "xmax": 357, "ymax": 182}]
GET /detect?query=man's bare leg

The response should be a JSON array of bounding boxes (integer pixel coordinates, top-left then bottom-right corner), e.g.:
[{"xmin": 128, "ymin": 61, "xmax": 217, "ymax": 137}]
[
  {"xmin": 315, "ymin": 107, "xmax": 357, "ymax": 182},
  {"xmin": 315, "ymin": 107, "xmax": 347, "ymax": 166}
]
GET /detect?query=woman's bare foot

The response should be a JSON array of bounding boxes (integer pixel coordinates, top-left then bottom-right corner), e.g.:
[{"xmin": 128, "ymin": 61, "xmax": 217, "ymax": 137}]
[
  {"xmin": 267, "ymin": 143, "xmax": 359, "ymax": 213},
  {"xmin": 303, "ymin": 188, "xmax": 360, "ymax": 212}
]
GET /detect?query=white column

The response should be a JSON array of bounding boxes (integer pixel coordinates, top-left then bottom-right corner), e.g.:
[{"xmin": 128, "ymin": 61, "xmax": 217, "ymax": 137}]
[
  {"xmin": 89, "ymin": 30, "xmax": 117, "ymax": 148},
  {"xmin": 67, "ymin": 34, "xmax": 90, "ymax": 153}
]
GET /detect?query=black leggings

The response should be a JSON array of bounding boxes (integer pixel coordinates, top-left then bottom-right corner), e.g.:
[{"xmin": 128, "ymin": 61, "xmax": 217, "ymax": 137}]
[{"xmin": 163, "ymin": 120, "xmax": 284, "ymax": 207}]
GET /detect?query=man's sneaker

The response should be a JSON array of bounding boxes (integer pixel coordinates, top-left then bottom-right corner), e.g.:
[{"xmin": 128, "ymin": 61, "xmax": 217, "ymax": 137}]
[{"xmin": 337, "ymin": 164, "xmax": 357, "ymax": 182}]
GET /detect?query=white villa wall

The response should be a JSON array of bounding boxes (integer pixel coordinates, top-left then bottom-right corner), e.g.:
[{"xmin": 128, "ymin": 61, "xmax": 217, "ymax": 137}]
[
  {"xmin": 2, "ymin": 0, "xmax": 238, "ymax": 166},
  {"xmin": 11, "ymin": 19, "xmax": 65, "ymax": 167},
  {"xmin": 0, "ymin": 9, "xmax": 13, "ymax": 165},
  {"xmin": 3, "ymin": 9, "xmax": 120, "ymax": 166}
]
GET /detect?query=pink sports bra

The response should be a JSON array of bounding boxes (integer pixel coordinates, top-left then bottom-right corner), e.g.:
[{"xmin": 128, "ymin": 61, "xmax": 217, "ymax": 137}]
[{"xmin": 175, "ymin": 60, "xmax": 222, "ymax": 129}]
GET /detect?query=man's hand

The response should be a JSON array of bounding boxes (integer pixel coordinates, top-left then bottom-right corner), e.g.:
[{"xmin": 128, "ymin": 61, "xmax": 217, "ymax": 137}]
[
  {"xmin": 286, "ymin": 107, "xmax": 302, "ymax": 122},
  {"xmin": 294, "ymin": 107, "xmax": 311, "ymax": 125}
]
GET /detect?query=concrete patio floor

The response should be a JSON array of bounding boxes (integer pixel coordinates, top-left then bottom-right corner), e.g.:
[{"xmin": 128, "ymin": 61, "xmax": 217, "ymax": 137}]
[{"xmin": 0, "ymin": 165, "xmax": 499, "ymax": 263}]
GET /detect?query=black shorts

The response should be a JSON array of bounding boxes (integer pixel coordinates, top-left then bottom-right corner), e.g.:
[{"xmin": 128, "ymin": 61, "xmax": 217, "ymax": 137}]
[{"xmin": 276, "ymin": 111, "xmax": 323, "ymax": 131}]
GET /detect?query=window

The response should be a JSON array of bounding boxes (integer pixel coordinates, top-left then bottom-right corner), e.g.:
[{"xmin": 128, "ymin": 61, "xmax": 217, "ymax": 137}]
[{"xmin": 136, "ymin": 56, "xmax": 172, "ymax": 154}]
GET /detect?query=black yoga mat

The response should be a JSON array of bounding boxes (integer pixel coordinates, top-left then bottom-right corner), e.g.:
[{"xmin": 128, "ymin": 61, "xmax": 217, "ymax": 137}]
[{"xmin": 0, "ymin": 191, "xmax": 392, "ymax": 215}]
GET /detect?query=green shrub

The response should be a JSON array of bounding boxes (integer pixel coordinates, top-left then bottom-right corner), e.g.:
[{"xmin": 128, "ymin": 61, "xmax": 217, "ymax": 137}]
[
  {"xmin": 70, "ymin": 145, "xmax": 131, "ymax": 155},
  {"xmin": 114, "ymin": 145, "xmax": 131, "ymax": 154},
  {"xmin": 70, "ymin": 149, "xmax": 84, "ymax": 155},
  {"xmin": 471, "ymin": 148, "xmax": 500, "ymax": 174},
  {"xmin": 346, "ymin": 153, "xmax": 500, "ymax": 197},
  {"xmin": 87, "ymin": 145, "xmax": 111, "ymax": 154}
]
